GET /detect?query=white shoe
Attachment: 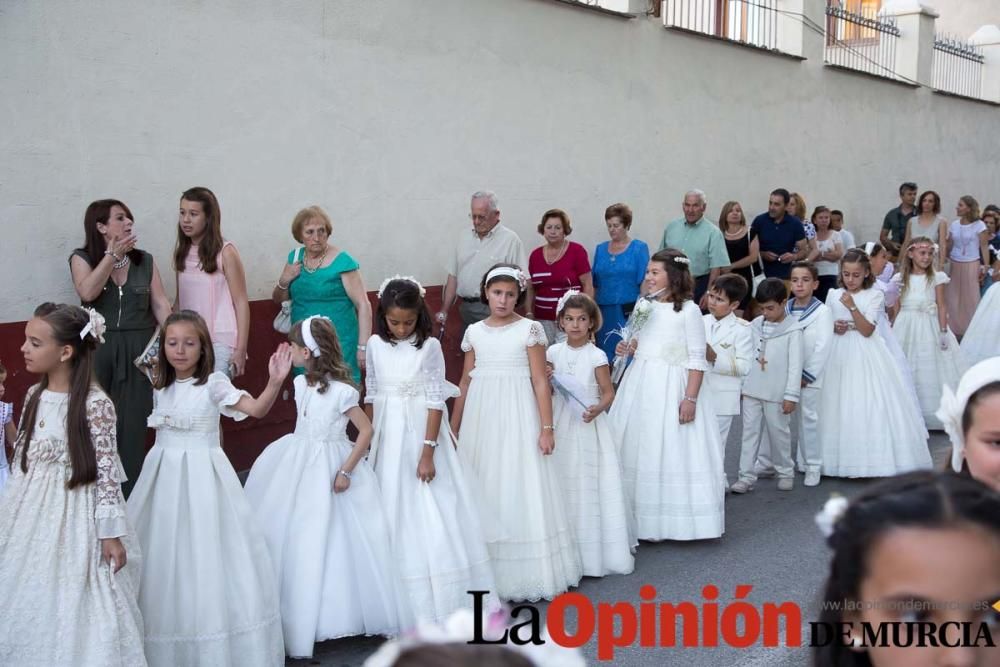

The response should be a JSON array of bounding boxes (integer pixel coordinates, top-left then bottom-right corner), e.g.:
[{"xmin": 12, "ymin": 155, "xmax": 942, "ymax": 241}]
[
  {"xmin": 804, "ymin": 470, "xmax": 821, "ymax": 487},
  {"xmin": 730, "ymin": 480, "xmax": 754, "ymax": 494},
  {"xmin": 754, "ymin": 467, "xmax": 776, "ymax": 478},
  {"xmin": 777, "ymin": 478, "xmax": 794, "ymax": 491}
]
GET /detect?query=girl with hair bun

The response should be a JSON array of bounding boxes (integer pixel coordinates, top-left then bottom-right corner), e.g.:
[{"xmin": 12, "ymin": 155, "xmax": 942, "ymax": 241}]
[
  {"xmin": 0, "ymin": 303, "xmax": 145, "ymax": 665},
  {"xmin": 814, "ymin": 471, "xmax": 1000, "ymax": 667},
  {"xmin": 245, "ymin": 316, "xmax": 412, "ymax": 657}
]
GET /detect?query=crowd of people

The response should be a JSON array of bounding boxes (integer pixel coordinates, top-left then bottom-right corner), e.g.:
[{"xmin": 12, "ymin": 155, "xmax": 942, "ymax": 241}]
[{"xmin": 0, "ymin": 185, "xmax": 997, "ymax": 666}]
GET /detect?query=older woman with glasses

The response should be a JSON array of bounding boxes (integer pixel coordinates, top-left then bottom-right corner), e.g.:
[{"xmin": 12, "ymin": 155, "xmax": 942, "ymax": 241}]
[{"xmin": 272, "ymin": 205, "xmax": 371, "ymax": 382}]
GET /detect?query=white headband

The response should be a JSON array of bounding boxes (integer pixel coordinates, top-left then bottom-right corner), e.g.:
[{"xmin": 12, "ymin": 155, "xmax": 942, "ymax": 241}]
[
  {"xmin": 864, "ymin": 241, "xmax": 875, "ymax": 256},
  {"xmin": 936, "ymin": 357, "xmax": 1000, "ymax": 472},
  {"xmin": 300, "ymin": 315, "xmax": 330, "ymax": 357},
  {"xmin": 376, "ymin": 275, "xmax": 426, "ymax": 299},
  {"xmin": 485, "ymin": 266, "xmax": 527, "ymax": 289},
  {"xmin": 556, "ymin": 289, "xmax": 581, "ymax": 316}
]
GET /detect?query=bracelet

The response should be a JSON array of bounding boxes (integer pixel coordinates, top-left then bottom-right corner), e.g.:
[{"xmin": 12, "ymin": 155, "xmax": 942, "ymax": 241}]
[
  {"xmin": 526, "ymin": 312, "xmax": 535, "ymax": 317},
  {"xmin": 337, "ymin": 469, "xmax": 352, "ymax": 480},
  {"xmin": 683, "ymin": 396, "xmax": 697, "ymax": 404},
  {"xmin": 435, "ymin": 312, "xmax": 447, "ymax": 323},
  {"xmin": 276, "ymin": 280, "xmax": 289, "ymax": 291},
  {"xmin": 542, "ymin": 424, "xmax": 555, "ymax": 431},
  {"xmin": 105, "ymin": 250, "xmax": 122, "ymax": 262},
  {"xmin": 849, "ymin": 306, "xmax": 858, "ymax": 312},
  {"xmin": 423, "ymin": 439, "xmax": 439, "ymax": 449},
  {"xmin": 357, "ymin": 344, "xmax": 366, "ymax": 351},
  {"xmin": 940, "ymin": 328, "xmax": 948, "ymax": 333}
]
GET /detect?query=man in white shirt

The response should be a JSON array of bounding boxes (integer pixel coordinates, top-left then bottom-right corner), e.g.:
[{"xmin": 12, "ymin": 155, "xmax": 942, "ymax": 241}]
[{"xmin": 436, "ymin": 191, "xmax": 531, "ymax": 332}]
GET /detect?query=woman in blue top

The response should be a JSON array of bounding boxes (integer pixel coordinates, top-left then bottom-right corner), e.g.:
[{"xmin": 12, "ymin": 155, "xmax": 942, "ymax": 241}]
[
  {"xmin": 592, "ymin": 203, "xmax": 650, "ymax": 363},
  {"xmin": 272, "ymin": 206, "xmax": 372, "ymax": 383}
]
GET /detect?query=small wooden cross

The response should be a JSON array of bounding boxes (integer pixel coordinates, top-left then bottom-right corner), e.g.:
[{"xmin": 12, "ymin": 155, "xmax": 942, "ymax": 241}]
[{"xmin": 758, "ymin": 355, "xmax": 768, "ymax": 371}]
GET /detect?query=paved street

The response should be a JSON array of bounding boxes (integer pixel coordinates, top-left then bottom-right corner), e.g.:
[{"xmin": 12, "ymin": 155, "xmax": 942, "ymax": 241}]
[{"xmin": 290, "ymin": 431, "xmax": 951, "ymax": 666}]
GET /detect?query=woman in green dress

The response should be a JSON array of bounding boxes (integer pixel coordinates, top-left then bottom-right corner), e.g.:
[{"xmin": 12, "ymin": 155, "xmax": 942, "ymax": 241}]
[
  {"xmin": 272, "ymin": 206, "xmax": 372, "ymax": 383},
  {"xmin": 69, "ymin": 199, "xmax": 172, "ymax": 496}
]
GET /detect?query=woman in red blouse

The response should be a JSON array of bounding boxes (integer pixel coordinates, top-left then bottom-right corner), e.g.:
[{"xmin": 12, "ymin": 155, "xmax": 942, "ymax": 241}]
[{"xmin": 527, "ymin": 209, "xmax": 594, "ymax": 343}]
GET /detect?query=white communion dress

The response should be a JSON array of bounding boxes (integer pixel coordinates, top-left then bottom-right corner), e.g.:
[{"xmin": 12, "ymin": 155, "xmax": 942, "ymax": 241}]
[
  {"xmin": 890, "ymin": 272, "xmax": 967, "ymax": 429},
  {"xmin": 365, "ymin": 334, "xmax": 497, "ymax": 623},
  {"xmin": 547, "ymin": 340, "xmax": 636, "ymax": 577},
  {"xmin": 608, "ymin": 300, "xmax": 726, "ymax": 541},
  {"xmin": 126, "ymin": 373, "xmax": 284, "ymax": 666},
  {"xmin": 0, "ymin": 386, "xmax": 146, "ymax": 667},
  {"xmin": 961, "ymin": 280, "xmax": 1000, "ymax": 365},
  {"xmin": 457, "ymin": 317, "xmax": 582, "ymax": 601},
  {"xmin": 818, "ymin": 289, "xmax": 933, "ymax": 477},
  {"xmin": 244, "ymin": 376, "xmax": 413, "ymax": 658}
]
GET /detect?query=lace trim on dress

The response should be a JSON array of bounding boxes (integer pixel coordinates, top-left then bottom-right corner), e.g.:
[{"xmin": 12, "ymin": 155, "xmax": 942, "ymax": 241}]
[{"xmin": 89, "ymin": 391, "xmax": 129, "ymax": 538}]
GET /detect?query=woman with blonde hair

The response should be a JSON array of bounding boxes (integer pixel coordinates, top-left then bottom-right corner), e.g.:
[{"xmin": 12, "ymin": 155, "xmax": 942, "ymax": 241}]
[{"xmin": 945, "ymin": 195, "xmax": 990, "ymax": 337}]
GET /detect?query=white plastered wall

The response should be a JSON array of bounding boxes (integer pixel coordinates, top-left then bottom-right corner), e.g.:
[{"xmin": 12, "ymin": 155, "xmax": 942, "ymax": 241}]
[{"xmin": 1, "ymin": 0, "xmax": 998, "ymax": 320}]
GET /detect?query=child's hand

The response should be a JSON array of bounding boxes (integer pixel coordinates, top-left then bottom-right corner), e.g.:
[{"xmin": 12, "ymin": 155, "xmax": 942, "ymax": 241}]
[
  {"xmin": 582, "ymin": 405, "xmax": 599, "ymax": 423},
  {"xmin": 101, "ymin": 538, "xmax": 127, "ymax": 573},
  {"xmin": 782, "ymin": 400, "xmax": 797, "ymax": 415},
  {"xmin": 538, "ymin": 430, "xmax": 555, "ymax": 455},
  {"xmin": 678, "ymin": 398, "xmax": 696, "ymax": 424},
  {"xmin": 615, "ymin": 339, "xmax": 637, "ymax": 357},
  {"xmin": 544, "ymin": 362, "xmax": 555, "ymax": 380},
  {"xmin": 268, "ymin": 343, "xmax": 293, "ymax": 382},
  {"xmin": 705, "ymin": 344, "xmax": 717, "ymax": 364},
  {"xmin": 839, "ymin": 292, "xmax": 856, "ymax": 310},
  {"xmin": 833, "ymin": 320, "xmax": 850, "ymax": 336},
  {"xmin": 333, "ymin": 472, "xmax": 351, "ymax": 493},
  {"xmin": 417, "ymin": 455, "xmax": 436, "ymax": 483}
]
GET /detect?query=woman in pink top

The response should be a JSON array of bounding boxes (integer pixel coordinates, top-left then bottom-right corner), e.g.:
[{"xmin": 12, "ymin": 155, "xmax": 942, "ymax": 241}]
[
  {"xmin": 174, "ymin": 187, "xmax": 250, "ymax": 376},
  {"xmin": 526, "ymin": 208, "xmax": 594, "ymax": 343}
]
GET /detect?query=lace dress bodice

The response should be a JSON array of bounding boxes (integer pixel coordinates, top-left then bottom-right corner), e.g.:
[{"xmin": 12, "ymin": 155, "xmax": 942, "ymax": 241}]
[
  {"xmin": 633, "ymin": 300, "xmax": 710, "ymax": 371},
  {"xmin": 365, "ymin": 336, "xmax": 457, "ymax": 410},
  {"xmin": 13, "ymin": 386, "xmax": 129, "ymax": 538}
]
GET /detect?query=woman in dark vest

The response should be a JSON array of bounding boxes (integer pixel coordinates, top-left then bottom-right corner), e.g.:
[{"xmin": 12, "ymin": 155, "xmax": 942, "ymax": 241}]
[{"xmin": 69, "ymin": 199, "xmax": 172, "ymax": 495}]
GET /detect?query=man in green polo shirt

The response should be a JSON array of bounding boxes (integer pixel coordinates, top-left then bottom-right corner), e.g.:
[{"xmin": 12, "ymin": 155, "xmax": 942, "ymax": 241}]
[{"xmin": 659, "ymin": 189, "xmax": 731, "ymax": 308}]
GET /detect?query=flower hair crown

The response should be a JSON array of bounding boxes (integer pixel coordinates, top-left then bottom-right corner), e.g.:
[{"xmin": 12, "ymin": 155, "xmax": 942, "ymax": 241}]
[
  {"xmin": 485, "ymin": 266, "xmax": 527, "ymax": 289},
  {"xmin": 556, "ymin": 289, "xmax": 582, "ymax": 316},
  {"xmin": 79, "ymin": 308, "xmax": 106, "ymax": 344},
  {"xmin": 376, "ymin": 275, "xmax": 426, "ymax": 299}
]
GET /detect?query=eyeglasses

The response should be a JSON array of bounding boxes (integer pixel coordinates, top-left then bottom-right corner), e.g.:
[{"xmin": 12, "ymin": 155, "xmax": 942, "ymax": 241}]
[{"xmin": 469, "ymin": 213, "xmax": 493, "ymax": 222}]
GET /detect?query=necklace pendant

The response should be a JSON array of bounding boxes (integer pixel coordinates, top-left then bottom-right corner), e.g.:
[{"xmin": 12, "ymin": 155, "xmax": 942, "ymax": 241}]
[{"xmin": 39, "ymin": 418, "xmax": 45, "ymax": 428}]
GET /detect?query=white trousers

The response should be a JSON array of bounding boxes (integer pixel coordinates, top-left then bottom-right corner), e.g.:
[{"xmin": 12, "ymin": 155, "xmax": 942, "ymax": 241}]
[
  {"xmin": 739, "ymin": 397, "xmax": 793, "ymax": 483},
  {"xmin": 716, "ymin": 414, "xmax": 736, "ymax": 483},
  {"xmin": 756, "ymin": 386, "xmax": 821, "ymax": 474}
]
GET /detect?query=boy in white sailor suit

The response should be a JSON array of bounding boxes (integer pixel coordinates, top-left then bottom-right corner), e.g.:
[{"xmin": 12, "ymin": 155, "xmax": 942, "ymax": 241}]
[
  {"xmin": 731, "ymin": 278, "xmax": 803, "ymax": 494},
  {"xmin": 755, "ymin": 262, "xmax": 833, "ymax": 487},
  {"xmin": 703, "ymin": 274, "xmax": 754, "ymax": 489}
]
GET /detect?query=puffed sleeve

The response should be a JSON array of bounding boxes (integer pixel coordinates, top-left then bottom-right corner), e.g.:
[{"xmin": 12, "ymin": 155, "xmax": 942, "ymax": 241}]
[
  {"xmin": 591, "ymin": 345, "xmax": 609, "ymax": 369},
  {"xmin": 338, "ymin": 384, "xmax": 362, "ymax": 414},
  {"xmin": 526, "ymin": 320, "xmax": 548, "ymax": 348},
  {"xmin": 207, "ymin": 372, "xmax": 251, "ymax": 421},
  {"xmin": 460, "ymin": 325, "xmax": 475, "ymax": 353},
  {"xmin": 683, "ymin": 301, "xmax": 710, "ymax": 372},
  {"xmin": 364, "ymin": 339, "xmax": 378, "ymax": 404},
  {"xmin": 89, "ymin": 391, "xmax": 128, "ymax": 539},
  {"xmin": 861, "ymin": 289, "xmax": 884, "ymax": 325},
  {"xmin": 421, "ymin": 338, "xmax": 459, "ymax": 410},
  {"xmin": 933, "ymin": 271, "xmax": 951, "ymax": 287}
]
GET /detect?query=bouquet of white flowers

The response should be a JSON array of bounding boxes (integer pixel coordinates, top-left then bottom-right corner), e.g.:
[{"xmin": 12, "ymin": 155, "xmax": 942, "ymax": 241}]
[{"xmin": 609, "ymin": 288, "xmax": 665, "ymax": 385}]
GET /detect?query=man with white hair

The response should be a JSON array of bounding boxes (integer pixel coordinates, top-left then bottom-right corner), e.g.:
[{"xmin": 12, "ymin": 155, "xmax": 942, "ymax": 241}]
[
  {"xmin": 659, "ymin": 189, "xmax": 730, "ymax": 308},
  {"xmin": 437, "ymin": 191, "xmax": 531, "ymax": 331}
]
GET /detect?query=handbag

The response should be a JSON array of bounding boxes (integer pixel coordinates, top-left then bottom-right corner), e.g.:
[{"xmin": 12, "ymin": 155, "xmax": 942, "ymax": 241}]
[
  {"xmin": 273, "ymin": 248, "xmax": 303, "ymax": 333},
  {"xmin": 133, "ymin": 326, "xmax": 161, "ymax": 383}
]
